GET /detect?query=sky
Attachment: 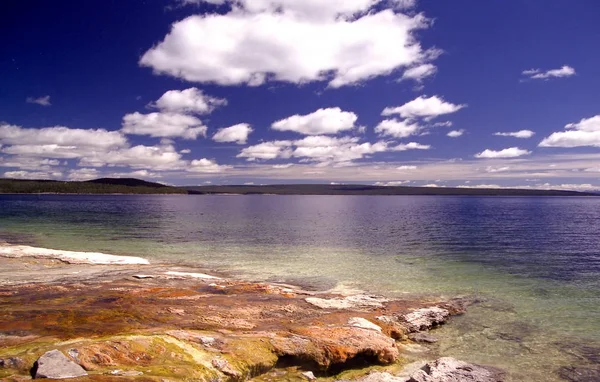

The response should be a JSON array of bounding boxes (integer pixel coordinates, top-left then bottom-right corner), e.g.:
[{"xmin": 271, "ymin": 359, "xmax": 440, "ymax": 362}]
[{"xmin": 1, "ymin": 0, "xmax": 600, "ymax": 189}]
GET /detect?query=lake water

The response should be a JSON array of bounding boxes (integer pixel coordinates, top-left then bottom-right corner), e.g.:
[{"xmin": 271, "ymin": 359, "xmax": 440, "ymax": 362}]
[{"xmin": 1, "ymin": 194, "xmax": 599, "ymax": 381}]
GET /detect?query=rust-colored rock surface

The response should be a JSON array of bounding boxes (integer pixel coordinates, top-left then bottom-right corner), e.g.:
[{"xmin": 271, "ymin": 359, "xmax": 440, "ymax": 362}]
[{"xmin": 0, "ymin": 258, "xmax": 463, "ymax": 381}]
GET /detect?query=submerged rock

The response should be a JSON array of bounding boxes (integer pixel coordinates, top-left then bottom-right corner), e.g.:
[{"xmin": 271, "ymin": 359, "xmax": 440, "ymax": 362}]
[
  {"xmin": 351, "ymin": 371, "xmax": 407, "ymax": 381},
  {"xmin": 408, "ymin": 332, "xmax": 438, "ymax": 344},
  {"xmin": 557, "ymin": 366, "xmax": 600, "ymax": 382},
  {"xmin": 408, "ymin": 357, "xmax": 505, "ymax": 382},
  {"xmin": 34, "ymin": 350, "xmax": 87, "ymax": 379}
]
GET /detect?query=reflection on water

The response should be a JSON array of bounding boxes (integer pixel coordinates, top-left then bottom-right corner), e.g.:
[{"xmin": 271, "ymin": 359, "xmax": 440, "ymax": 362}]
[{"xmin": 1, "ymin": 194, "xmax": 599, "ymax": 381}]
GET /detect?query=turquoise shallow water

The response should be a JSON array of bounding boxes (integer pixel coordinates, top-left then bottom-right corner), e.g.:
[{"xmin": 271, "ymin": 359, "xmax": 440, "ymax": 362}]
[{"xmin": 1, "ymin": 194, "xmax": 599, "ymax": 381}]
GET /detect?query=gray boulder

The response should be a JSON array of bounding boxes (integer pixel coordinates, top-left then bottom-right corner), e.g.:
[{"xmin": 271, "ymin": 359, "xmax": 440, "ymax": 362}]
[
  {"xmin": 408, "ymin": 357, "xmax": 505, "ymax": 382},
  {"xmin": 34, "ymin": 349, "xmax": 87, "ymax": 379}
]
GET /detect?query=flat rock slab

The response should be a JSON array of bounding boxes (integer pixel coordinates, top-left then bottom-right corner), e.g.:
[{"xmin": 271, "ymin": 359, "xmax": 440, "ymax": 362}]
[{"xmin": 34, "ymin": 349, "xmax": 87, "ymax": 379}]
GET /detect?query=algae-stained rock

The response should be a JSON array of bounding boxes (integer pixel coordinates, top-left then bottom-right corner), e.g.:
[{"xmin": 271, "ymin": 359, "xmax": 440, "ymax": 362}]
[
  {"xmin": 348, "ymin": 317, "xmax": 383, "ymax": 332},
  {"xmin": 272, "ymin": 326, "xmax": 398, "ymax": 370},
  {"xmin": 34, "ymin": 349, "xmax": 87, "ymax": 379},
  {"xmin": 408, "ymin": 357, "xmax": 505, "ymax": 382}
]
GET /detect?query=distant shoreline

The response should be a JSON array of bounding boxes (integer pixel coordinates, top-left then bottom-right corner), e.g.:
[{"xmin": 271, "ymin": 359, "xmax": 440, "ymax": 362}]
[{"xmin": 1, "ymin": 177, "xmax": 598, "ymax": 196}]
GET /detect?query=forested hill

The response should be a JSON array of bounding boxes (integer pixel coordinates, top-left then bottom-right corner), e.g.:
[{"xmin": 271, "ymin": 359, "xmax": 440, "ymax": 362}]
[
  {"xmin": 187, "ymin": 184, "xmax": 598, "ymax": 196},
  {"xmin": 0, "ymin": 178, "xmax": 186, "ymax": 194}
]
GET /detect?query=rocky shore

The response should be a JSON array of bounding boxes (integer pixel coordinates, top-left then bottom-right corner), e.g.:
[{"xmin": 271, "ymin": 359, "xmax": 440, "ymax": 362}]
[{"xmin": 0, "ymin": 245, "xmax": 506, "ymax": 381}]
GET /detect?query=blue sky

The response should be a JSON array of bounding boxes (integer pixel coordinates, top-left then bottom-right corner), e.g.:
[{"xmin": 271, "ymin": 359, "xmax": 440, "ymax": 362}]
[{"xmin": 1, "ymin": 0, "xmax": 600, "ymax": 189}]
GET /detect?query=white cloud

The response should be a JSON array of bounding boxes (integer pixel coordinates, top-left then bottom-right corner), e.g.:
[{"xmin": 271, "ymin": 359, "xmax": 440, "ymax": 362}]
[
  {"xmin": 457, "ymin": 184, "xmax": 502, "ymax": 189},
  {"xmin": 522, "ymin": 65, "xmax": 575, "ymax": 80},
  {"xmin": 140, "ymin": 1, "xmax": 436, "ymax": 87},
  {"xmin": 0, "ymin": 157, "xmax": 60, "ymax": 171},
  {"xmin": 151, "ymin": 88, "xmax": 227, "ymax": 114},
  {"xmin": 397, "ymin": 165, "xmax": 417, "ymax": 170},
  {"xmin": 539, "ymin": 115, "xmax": 600, "ymax": 148},
  {"xmin": 188, "ymin": 158, "xmax": 232, "ymax": 173},
  {"xmin": 382, "ymin": 95, "xmax": 466, "ymax": 120},
  {"xmin": 374, "ymin": 180, "xmax": 410, "ymax": 186},
  {"xmin": 79, "ymin": 144, "xmax": 186, "ymax": 170},
  {"xmin": 272, "ymin": 108, "xmax": 358, "ymax": 135},
  {"xmin": 292, "ymin": 137, "xmax": 387, "ymax": 162},
  {"xmin": 237, "ymin": 136, "xmax": 404, "ymax": 163},
  {"xmin": 3, "ymin": 170, "xmax": 62, "ymax": 180},
  {"xmin": 401, "ymin": 63, "xmax": 437, "ymax": 82},
  {"xmin": 392, "ymin": 142, "xmax": 430, "ymax": 151},
  {"xmin": 26, "ymin": 95, "xmax": 51, "ymax": 106},
  {"xmin": 121, "ymin": 112, "xmax": 207, "ymax": 139},
  {"xmin": 272, "ymin": 163, "xmax": 294, "ymax": 169},
  {"xmin": 494, "ymin": 130, "xmax": 535, "ymax": 138},
  {"xmin": 0, "ymin": 124, "xmax": 127, "ymax": 149},
  {"xmin": 485, "ymin": 166, "xmax": 511, "ymax": 173},
  {"xmin": 375, "ymin": 119, "xmax": 422, "ymax": 138},
  {"xmin": 474, "ymin": 147, "xmax": 531, "ymax": 159},
  {"xmin": 237, "ymin": 141, "xmax": 293, "ymax": 161},
  {"xmin": 213, "ymin": 123, "xmax": 253, "ymax": 144},
  {"xmin": 431, "ymin": 121, "xmax": 452, "ymax": 127},
  {"xmin": 67, "ymin": 168, "xmax": 100, "ymax": 181},
  {"xmin": 447, "ymin": 129, "xmax": 464, "ymax": 137}
]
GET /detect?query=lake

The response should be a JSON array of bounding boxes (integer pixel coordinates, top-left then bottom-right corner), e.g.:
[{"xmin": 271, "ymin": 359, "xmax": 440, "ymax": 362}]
[{"xmin": 1, "ymin": 194, "xmax": 599, "ymax": 381}]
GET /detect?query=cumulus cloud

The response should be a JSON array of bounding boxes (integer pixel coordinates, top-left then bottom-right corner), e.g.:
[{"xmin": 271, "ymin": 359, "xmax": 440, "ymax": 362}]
[
  {"xmin": 474, "ymin": 147, "xmax": 531, "ymax": 159},
  {"xmin": 78, "ymin": 144, "xmax": 186, "ymax": 170},
  {"xmin": 392, "ymin": 142, "xmax": 430, "ymax": 151},
  {"xmin": 151, "ymin": 88, "xmax": 227, "ymax": 114},
  {"xmin": 494, "ymin": 130, "xmax": 535, "ymax": 138},
  {"xmin": 237, "ymin": 141, "xmax": 293, "ymax": 161},
  {"xmin": 522, "ymin": 65, "xmax": 575, "ymax": 80},
  {"xmin": 3, "ymin": 170, "xmax": 62, "ymax": 179},
  {"xmin": 67, "ymin": 168, "xmax": 100, "ymax": 181},
  {"xmin": 140, "ymin": 1, "xmax": 437, "ymax": 87},
  {"xmin": 485, "ymin": 166, "xmax": 511, "ymax": 173},
  {"xmin": 0, "ymin": 157, "xmax": 61, "ymax": 171},
  {"xmin": 400, "ymin": 63, "xmax": 437, "ymax": 82},
  {"xmin": 0, "ymin": 124, "xmax": 126, "ymax": 149},
  {"xmin": 188, "ymin": 158, "xmax": 232, "ymax": 173},
  {"xmin": 397, "ymin": 165, "xmax": 417, "ymax": 170},
  {"xmin": 539, "ymin": 115, "xmax": 600, "ymax": 148},
  {"xmin": 26, "ymin": 95, "xmax": 51, "ymax": 106},
  {"xmin": 237, "ymin": 135, "xmax": 427, "ymax": 163},
  {"xmin": 121, "ymin": 112, "xmax": 207, "ymax": 139},
  {"xmin": 0, "ymin": 123, "xmax": 231, "ymax": 177},
  {"xmin": 382, "ymin": 95, "xmax": 466, "ymax": 120},
  {"xmin": 292, "ymin": 136, "xmax": 387, "ymax": 163},
  {"xmin": 374, "ymin": 180, "xmax": 410, "ymax": 186},
  {"xmin": 375, "ymin": 119, "xmax": 422, "ymax": 138},
  {"xmin": 447, "ymin": 129, "xmax": 464, "ymax": 137},
  {"xmin": 213, "ymin": 123, "xmax": 253, "ymax": 144},
  {"xmin": 272, "ymin": 108, "xmax": 358, "ymax": 135}
]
